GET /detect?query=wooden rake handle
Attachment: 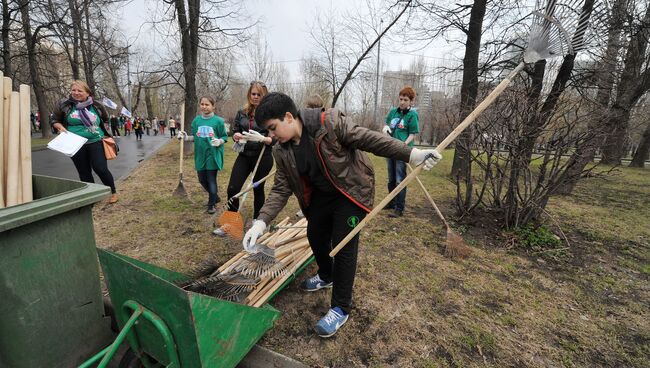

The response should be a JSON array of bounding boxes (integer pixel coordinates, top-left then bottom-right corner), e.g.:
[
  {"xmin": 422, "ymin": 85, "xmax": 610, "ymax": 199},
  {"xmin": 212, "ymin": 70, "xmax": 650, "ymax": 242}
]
[
  {"xmin": 329, "ymin": 61, "xmax": 526, "ymax": 258},
  {"xmin": 178, "ymin": 134, "xmax": 184, "ymax": 177},
  {"xmin": 436, "ymin": 61, "xmax": 525, "ymax": 152},
  {"xmin": 231, "ymin": 169, "xmax": 277, "ymax": 200},
  {"xmin": 239, "ymin": 144, "xmax": 267, "ymax": 209}
]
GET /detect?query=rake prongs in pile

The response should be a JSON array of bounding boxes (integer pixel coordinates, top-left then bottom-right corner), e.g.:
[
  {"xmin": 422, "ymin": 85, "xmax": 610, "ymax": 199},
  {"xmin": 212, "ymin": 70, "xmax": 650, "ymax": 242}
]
[
  {"xmin": 182, "ymin": 217, "xmax": 313, "ymax": 305},
  {"xmin": 183, "ymin": 273, "xmax": 259, "ymax": 302}
]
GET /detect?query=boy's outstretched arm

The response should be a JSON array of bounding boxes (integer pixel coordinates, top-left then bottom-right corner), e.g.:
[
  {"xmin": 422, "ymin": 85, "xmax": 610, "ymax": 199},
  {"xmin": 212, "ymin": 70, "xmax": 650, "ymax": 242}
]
[{"xmin": 242, "ymin": 165, "xmax": 293, "ymax": 251}]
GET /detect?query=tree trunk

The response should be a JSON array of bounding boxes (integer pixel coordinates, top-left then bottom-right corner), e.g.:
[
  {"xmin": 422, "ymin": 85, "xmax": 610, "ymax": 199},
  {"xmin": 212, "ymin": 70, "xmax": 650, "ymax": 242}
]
[
  {"xmin": 67, "ymin": 0, "xmax": 81, "ymax": 79},
  {"xmin": 19, "ymin": 0, "xmax": 51, "ymax": 138},
  {"xmin": 556, "ymin": 0, "xmax": 634, "ymax": 194},
  {"xmin": 82, "ymin": 1, "xmax": 96, "ymax": 94},
  {"xmin": 131, "ymin": 83, "xmax": 142, "ymax": 114},
  {"xmin": 144, "ymin": 86, "xmax": 155, "ymax": 120},
  {"xmin": 600, "ymin": 3, "xmax": 650, "ymax": 165},
  {"xmin": 630, "ymin": 120, "xmax": 650, "ymax": 167},
  {"xmin": 174, "ymin": 0, "xmax": 199, "ymax": 132},
  {"xmin": 451, "ymin": 0, "xmax": 486, "ymax": 191},
  {"xmin": 2, "ymin": 0, "xmax": 12, "ymax": 77},
  {"xmin": 107, "ymin": 61, "xmax": 127, "ymax": 107}
]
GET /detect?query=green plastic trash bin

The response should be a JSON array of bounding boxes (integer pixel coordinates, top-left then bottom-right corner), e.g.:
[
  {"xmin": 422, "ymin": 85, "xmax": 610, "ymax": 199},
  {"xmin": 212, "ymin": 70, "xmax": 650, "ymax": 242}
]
[{"xmin": 0, "ymin": 175, "xmax": 113, "ymax": 368}]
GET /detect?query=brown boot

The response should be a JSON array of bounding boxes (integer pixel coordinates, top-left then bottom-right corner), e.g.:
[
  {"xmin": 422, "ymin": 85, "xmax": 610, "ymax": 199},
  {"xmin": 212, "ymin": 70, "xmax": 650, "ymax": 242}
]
[{"xmin": 108, "ymin": 194, "xmax": 119, "ymax": 204}]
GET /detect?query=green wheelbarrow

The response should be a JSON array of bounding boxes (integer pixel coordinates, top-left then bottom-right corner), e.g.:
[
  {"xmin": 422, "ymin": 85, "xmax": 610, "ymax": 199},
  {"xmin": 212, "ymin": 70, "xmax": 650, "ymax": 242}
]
[{"xmin": 81, "ymin": 249, "xmax": 313, "ymax": 368}]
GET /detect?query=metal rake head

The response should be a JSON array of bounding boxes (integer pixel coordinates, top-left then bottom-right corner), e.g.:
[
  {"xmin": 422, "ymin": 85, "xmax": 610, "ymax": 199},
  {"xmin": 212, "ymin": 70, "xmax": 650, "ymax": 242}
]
[
  {"xmin": 234, "ymin": 245, "xmax": 288, "ymax": 278},
  {"xmin": 184, "ymin": 273, "xmax": 259, "ymax": 302},
  {"xmin": 524, "ymin": 0, "xmax": 605, "ymax": 63}
]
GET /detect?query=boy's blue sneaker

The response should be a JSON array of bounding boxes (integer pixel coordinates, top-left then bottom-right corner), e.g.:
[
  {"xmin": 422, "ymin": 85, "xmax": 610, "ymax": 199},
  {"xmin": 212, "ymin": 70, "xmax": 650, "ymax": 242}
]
[
  {"xmin": 300, "ymin": 274, "xmax": 333, "ymax": 291},
  {"xmin": 315, "ymin": 307, "xmax": 349, "ymax": 337}
]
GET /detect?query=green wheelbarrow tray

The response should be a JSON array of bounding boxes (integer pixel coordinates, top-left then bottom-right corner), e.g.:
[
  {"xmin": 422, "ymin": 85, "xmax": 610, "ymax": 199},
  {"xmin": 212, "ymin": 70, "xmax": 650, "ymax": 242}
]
[{"xmin": 91, "ymin": 248, "xmax": 314, "ymax": 368}]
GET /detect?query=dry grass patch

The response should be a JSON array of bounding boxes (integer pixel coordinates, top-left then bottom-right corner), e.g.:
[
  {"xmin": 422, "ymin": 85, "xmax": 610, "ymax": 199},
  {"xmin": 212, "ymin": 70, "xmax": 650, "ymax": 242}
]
[{"xmin": 93, "ymin": 142, "xmax": 650, "ymax": 367}]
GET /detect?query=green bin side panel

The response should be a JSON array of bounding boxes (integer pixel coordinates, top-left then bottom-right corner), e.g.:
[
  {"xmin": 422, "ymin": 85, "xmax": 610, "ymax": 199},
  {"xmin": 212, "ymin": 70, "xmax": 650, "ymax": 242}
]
[
  {"xmin": 0, "ymin": 176, "xmax": 112, "ymax": 368},
  {"xmin": 98, "ymin": 249, "xmax": 202, "ymax": 367},
  {"xmin": 190, "ymin": 293, "xmax": 280, "ymax": 368}
]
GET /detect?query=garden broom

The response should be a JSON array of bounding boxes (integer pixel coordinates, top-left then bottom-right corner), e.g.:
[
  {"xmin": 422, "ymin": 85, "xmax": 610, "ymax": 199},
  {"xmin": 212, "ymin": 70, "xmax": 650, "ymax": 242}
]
[
  {"xmin": 407, "ymin": 163, "xmax": 471, "ymax": 258},
  {"xmin": 173, "ymin": 103, "xmax": 188, "ymax": 198},
  {"xmin": 329, "ymin": 0, "xmax": 602, "ymax": 258}
]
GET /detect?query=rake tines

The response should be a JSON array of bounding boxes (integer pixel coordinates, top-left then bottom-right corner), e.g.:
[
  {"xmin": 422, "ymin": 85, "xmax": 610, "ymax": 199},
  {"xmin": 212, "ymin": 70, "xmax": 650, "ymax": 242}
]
[
  {"xmin": 183, "ymin": 273, "xmax": 259, "ymax": 301},
  {"xmin": 236, "ymin": 250, "xmax": 288, "ymax": 279},
  {"xmin": 524, "ymin": 0, "xmax": 605, "ymax": 63}
]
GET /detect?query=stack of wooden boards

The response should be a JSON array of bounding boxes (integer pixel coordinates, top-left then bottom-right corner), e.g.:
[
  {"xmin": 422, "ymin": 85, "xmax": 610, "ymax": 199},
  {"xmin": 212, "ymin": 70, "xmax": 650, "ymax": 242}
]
[
  {"xmin": 0, "ymin": 72, "xmax": 32, "ymax": 209},
  {"xmin": 184, "ymin": 217, "xmax": 313, "ymax": 308}
]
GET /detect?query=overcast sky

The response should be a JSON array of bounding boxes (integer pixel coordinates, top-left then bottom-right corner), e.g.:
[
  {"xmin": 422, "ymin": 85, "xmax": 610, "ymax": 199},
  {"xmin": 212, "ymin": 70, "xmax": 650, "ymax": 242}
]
[{"xmin": 118, "ymin": 0, "xmax": 464, "ymax": 82}]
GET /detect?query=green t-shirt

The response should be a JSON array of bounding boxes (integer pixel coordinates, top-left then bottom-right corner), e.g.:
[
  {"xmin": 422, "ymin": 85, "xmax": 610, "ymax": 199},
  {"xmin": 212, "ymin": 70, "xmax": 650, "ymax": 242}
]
[
  {"xmin": 191, "ymin": 115, "xmax": 228, "ymax": 171},
  {"xmin": 66, "ymin": 105, "xmax": 104, "ymax": 143},
  {"xmin": 385, "ymin": 107, "xmax": 420, "ymax": 146}
]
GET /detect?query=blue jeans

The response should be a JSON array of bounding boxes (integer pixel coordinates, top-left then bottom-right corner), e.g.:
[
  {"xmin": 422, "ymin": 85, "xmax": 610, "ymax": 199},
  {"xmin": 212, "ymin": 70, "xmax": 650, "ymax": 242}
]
[
  {"xmin": 197, "ymin": 169, "xmax": 219, "ymax": 207},
  {"xmin": 386, "ymin": 158, "xmax": 407, "ymax": 212}
]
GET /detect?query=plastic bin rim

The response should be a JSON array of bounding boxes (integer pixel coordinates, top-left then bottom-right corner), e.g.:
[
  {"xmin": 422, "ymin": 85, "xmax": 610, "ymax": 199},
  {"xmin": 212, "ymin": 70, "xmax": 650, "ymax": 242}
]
[{"xmin": 0, "ymin": 175, "xmax": 111, "ymax": 232}]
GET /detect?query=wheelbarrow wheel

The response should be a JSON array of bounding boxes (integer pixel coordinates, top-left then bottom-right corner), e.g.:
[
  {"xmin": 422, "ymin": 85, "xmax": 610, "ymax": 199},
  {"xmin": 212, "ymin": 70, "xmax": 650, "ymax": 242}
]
[{"xmin": 119, "ymin": 348, "xmax": 143, "ymax": 368}]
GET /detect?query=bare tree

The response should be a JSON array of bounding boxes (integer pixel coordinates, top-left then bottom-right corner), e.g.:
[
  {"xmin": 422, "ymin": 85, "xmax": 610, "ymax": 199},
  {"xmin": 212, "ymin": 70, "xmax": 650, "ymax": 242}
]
[
  {"xmin": 630, "ymin": 119, "xmax": 650, "ymax": 166},
  {"xmin": 308, "ymin": 0, "xmax": 412, "ymax": 108}
]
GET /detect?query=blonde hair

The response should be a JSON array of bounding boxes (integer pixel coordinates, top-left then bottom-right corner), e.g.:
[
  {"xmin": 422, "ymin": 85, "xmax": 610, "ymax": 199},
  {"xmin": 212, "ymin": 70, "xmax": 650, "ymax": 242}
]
[
  {"xmin": 70, "ymin": 80, "xmax": 92, "ymax": 95},
  {"xmin": 243, "ymin": 81, "xmax": 269, "ymax": 117},
  {"xmin": 305, "ymin": 94, "xmax": 324, "ymax": 108}
]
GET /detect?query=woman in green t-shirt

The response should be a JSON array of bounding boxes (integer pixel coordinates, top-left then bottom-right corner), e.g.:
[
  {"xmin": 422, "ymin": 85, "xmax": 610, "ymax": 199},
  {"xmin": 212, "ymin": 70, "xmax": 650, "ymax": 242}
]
[
  {"xmin": 51, "ymin": 80, "xmax": 118, "ymax": 204},
  {"xmin": 179, "ymin": 96, "xmax": 228, "ymax": 214}
]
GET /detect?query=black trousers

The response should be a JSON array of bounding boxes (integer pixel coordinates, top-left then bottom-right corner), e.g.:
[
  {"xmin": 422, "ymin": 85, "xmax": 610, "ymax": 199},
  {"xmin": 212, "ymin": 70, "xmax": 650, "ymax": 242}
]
[
  {"xmin": 70, "ymin": 141, "xmax": 117, "ymax": 193},
  {"xmin": 226, "ymin": 152, "xmax": 273, "ymax": 219},
  {"xmin": 197, "ymin": 169, "xmax": 219, "ymax": 207},
  {"xmin": 111, "ymin": 125, "xmax": 120, "ymax": 136},
  {"xmin": 306, "ymin": 190, "xmax": 366, "ymax": 314}
]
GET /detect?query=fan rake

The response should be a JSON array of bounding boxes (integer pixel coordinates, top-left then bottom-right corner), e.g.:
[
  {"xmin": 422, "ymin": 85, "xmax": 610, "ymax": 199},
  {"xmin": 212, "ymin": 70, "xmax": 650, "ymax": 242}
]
[{"xmin": 181, "ymin": 217, "xmax": 312, "ymax": 305}]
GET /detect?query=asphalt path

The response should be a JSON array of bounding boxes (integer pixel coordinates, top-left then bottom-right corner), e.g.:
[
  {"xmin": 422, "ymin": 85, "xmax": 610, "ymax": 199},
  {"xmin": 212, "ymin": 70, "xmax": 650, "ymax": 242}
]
[{"xmin": 33, "ymin": 133, "xmax": 172, "ymax": 181}]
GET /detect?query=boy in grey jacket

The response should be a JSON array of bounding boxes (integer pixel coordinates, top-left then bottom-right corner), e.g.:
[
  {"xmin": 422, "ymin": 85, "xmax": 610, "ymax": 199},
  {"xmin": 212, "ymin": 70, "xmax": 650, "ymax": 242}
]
[{"xmin": 242, "ymin": 92, "xmax": 441, "ymax": 337}]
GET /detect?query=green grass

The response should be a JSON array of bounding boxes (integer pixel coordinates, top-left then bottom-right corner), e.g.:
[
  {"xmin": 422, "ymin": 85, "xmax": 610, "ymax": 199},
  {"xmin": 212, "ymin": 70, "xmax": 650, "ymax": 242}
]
[{"xmin": 31, "ymin": 137, "xmax": 50, "ymax": 149}]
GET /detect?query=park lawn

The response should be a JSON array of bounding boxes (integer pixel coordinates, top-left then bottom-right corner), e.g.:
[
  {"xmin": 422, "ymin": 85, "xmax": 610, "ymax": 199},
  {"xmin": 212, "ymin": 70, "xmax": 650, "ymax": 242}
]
[
  {"xmin": 31, "ymin": 137, "xmax": 50, "ymax": 150},
  {"xmin": 93, "ymin": 141, "xmax": 649, "ymax": 367}
]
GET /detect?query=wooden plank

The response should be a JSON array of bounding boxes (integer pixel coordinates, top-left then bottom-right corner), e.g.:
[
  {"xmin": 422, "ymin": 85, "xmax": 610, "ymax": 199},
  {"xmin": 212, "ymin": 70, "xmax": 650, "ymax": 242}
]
[
  {"xmin": 0, "ymin": 72, "xmax": 5, "ymax": 208},
  {"xmin": 6, "ymin": 91, "xmax": 21, "ymax": 206},
  {"xmin": 19, "ymin": 84, "xmax": 32, "ymax": 203}
]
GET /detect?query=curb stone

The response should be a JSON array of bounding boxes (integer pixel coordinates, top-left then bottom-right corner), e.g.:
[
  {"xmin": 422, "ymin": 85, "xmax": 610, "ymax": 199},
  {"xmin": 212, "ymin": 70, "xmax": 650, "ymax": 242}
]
[{"xmin": 238, "ymin": 345, "xmax": 308, "ymax": 368}]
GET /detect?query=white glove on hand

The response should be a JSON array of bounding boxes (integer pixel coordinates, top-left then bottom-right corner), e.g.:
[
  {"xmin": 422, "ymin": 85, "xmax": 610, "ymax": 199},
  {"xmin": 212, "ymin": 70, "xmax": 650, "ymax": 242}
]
[
  {"xmin": 382, "ymin": 125, "xmax": 392, "ymax": 135},
  {"xmin": 242, "ymin": 220, "xmax": 267, "ymax": 253},
  {"xmin": 210, "ymin": 138, "xmax": 224, "ymax": 147},
  {"xmin": 241, "ymin": 130, "xmax": 266, "ymax": 142},
  {"xmin": 176, "ymin": 131, "xmax": 186, "ymax": 140},
  {"xmin": 409, "ymin": 148, "xmax": 442, "ymax": 171}
]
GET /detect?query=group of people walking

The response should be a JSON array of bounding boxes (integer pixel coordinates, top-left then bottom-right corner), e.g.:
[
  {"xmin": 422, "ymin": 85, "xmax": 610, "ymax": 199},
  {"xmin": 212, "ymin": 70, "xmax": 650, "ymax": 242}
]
[
  {"xmin": 51, "ymin": 78, "xmax": 440, "ymax": 339},
  {"xmin": 108, "ymin": 115, "xmax": 180, "ymax": 139}
]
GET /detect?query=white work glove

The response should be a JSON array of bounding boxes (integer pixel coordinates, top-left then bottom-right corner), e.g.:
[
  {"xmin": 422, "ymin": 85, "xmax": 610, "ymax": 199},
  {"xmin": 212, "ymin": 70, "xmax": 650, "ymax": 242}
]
[
  {"xmin": 382, "ymin": 125, "xmax": 392, "ymax": 135},
  {"xmin": 242, "ymin": 220, "xmax": 267, "ymax": 253},
  {"xmin": 241, "ymin": 130, "xmax": 266, "ymax": 142},
  {"xmin": 210, "ymin": 138, "xmax": 224, "ymax": 147},
  {"xmin": 409, "ymin": 148, "xmax": 442, "ymax": 171},
  {"xmin": 176, "ymin": 131, "xmax": 186, "ymax": 140}
]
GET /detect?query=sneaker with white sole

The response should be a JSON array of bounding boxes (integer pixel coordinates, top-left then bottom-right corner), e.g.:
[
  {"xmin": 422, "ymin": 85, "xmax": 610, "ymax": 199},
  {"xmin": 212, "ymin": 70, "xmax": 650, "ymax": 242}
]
[
  {"xmin": 212, "ymin": 227, "xmax": 226, "ymax": 237},
  {"xmin": 315, "ymin": 307, "xmax": 349, "ymax": 337},
  {"xmin": 300, "ymin": 274, "xmax": 333, "ymax": 291}
]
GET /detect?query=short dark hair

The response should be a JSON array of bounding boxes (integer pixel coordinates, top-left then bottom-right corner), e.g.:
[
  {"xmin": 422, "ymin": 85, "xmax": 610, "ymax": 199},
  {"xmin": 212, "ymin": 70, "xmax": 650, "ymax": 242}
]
[{"xmin": 255, "ymin": 92, "xmax": 299, "ymax": 126}]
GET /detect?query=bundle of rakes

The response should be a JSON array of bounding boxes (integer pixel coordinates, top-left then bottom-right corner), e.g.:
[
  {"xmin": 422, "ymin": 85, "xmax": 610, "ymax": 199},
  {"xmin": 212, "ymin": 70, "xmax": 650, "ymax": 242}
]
[{"xmin": 180, "ymin": 217, "xmax": 312, "ymax": 307}]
